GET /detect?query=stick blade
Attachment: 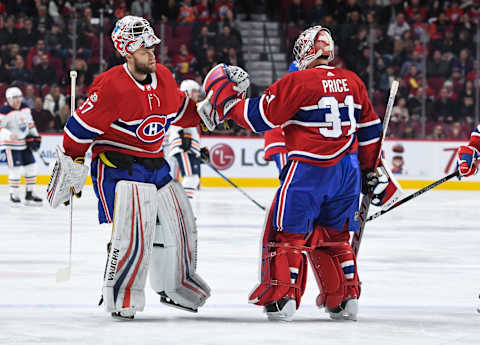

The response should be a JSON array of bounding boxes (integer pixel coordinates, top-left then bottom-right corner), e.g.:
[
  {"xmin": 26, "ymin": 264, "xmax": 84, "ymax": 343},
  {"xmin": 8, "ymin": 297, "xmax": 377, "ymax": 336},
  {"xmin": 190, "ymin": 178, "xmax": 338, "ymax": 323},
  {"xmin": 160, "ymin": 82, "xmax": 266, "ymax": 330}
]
[{"xmin": 56, "ymin": 267, "xmax": 71, "ymax": 283}]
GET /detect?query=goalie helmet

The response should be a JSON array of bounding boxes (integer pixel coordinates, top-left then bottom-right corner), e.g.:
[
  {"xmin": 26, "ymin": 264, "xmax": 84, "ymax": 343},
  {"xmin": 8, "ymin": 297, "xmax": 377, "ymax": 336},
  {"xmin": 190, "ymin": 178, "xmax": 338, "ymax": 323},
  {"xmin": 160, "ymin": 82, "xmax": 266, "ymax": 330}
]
[
  {"xmin": 293, "ymin": 26, "xmax": 334, "ymax": 70},
  {"xmin": 111, "ymin": 15, "xmax": 160, "ymax": 57},
  {"xmin": 180, "ymin": 79, "xmax": 201, "ymax": 94}
]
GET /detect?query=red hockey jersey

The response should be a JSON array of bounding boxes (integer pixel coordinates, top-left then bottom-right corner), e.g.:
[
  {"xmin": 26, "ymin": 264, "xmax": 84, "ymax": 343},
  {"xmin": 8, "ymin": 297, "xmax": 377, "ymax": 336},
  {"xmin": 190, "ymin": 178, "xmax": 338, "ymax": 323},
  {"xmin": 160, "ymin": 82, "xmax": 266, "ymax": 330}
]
[
  {"xmin": 63, "ymin": 63, "xmax": 200, "ymax": 160},
  {"xmin": 467, "ymin": 122, "xmax": 480, "ymax": 150},
  {"xmin": 264, "ymin": 127, "xmax": 287, "ymax": 161},
  {"xmin": 228, "ymin": 65, "xmax": 382, "ymax": 170}
]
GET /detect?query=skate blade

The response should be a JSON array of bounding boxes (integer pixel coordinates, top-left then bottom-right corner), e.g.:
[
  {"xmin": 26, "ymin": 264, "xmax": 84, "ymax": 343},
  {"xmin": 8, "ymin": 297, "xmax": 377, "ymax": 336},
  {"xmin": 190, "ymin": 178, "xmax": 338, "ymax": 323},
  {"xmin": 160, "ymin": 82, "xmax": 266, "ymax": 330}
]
[
  {"xmin": 56, "ymin": 267, "xmax": 71, "ymax": 283},
  {"xmin": 24, "ymin": 200, "xmax": 43, "ymax": 207}
]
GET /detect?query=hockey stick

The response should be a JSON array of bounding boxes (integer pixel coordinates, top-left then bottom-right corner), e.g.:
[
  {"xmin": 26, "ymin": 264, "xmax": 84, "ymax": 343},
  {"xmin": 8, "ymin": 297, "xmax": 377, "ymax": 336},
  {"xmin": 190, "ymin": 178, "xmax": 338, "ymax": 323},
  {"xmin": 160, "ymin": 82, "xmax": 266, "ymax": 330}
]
[
  {"xmin": 35, "ymin": 151, "xmax": 50, "ymax": 167},
  {"xmin": 56, "ymin": 70, "xmax": 77, "ymax": 283},
  {"xmin": 207, "ymin": 163, "xmax": 266, "ymax": 211},
  {"xmin": 352, "ymin": 80, "xmax": 399, "ymax": 257},
  {"xmin": 366, "ymin": 170, "xmax": 459, "ymax": 222}
]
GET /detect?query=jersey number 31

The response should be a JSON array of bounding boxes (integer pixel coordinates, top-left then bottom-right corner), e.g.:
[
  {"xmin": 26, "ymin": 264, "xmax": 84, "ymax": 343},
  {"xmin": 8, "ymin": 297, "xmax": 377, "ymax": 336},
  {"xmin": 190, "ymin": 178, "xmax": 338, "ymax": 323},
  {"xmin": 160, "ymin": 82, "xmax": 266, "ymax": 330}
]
[{"xmin": 318, "ymin": 95, "xmax": 356, "ymax": 138}]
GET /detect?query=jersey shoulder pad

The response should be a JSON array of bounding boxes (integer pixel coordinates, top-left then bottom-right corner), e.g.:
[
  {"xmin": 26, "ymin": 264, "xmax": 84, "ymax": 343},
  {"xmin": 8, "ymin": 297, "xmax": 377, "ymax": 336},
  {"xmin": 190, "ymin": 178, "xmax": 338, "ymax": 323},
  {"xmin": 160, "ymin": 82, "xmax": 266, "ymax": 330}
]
[{"xmin": 0, "ymin": 105, "xmax": 12, "ymax": 115}]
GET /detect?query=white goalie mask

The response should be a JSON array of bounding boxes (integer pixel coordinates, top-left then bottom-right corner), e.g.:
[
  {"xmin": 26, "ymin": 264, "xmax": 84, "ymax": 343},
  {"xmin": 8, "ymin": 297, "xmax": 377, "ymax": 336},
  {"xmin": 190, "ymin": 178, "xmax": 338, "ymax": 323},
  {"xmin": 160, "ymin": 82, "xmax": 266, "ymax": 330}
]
[
  {"xmin": 111, "ymin": 15, "xmax": 161, "ymax": 57},
  {"xmin": 293, "ymin": 26, "xmax": 334, "ymax": 70}
]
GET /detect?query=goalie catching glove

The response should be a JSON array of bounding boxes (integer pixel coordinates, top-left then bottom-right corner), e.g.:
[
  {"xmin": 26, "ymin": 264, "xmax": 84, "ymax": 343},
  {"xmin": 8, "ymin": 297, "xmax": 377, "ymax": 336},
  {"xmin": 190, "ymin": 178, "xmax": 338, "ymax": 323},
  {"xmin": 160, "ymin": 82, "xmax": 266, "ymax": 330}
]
[
  {"xmin": 197, "ymin": 64, "xmax": 250, "ymax": 131},
  {"xmin": 363, "ymin": 157, "xmax": 403, "ymax": 209},
  {"xmin": 457, "ymin": 145, "xmax": 479, "ymax": 178},
  {"xmin": 47, "ymin": 146, "xmax": 89, "ymax": 208}
]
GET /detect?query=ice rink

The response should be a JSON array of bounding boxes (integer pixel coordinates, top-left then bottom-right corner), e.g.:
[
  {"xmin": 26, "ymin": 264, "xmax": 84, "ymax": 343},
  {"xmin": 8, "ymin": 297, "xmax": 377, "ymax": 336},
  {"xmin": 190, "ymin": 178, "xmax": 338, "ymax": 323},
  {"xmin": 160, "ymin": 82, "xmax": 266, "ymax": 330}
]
[{"xmin": 1, "ymin": 185, "xmax": 479, "ymax": 345}]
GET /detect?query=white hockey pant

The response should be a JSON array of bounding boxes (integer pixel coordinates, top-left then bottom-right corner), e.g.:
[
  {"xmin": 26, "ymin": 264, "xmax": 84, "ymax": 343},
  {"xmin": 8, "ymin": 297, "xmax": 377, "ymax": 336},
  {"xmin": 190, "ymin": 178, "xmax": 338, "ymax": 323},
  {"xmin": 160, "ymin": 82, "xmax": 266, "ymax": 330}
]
[
  {"xmin": 102, "ymin": 181, "xmax": 157, "ymax": 314},
  {"xmin": 150, "ymin": 179, "xmax": 211, "ymax": 310}
]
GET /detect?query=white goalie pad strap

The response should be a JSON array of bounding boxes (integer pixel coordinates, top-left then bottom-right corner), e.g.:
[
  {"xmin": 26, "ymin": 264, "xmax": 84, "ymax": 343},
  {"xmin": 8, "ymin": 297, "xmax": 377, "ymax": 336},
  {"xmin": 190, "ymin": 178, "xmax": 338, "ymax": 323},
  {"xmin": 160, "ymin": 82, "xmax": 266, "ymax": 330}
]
[
  {"xmin": 149, "ymin": 179, "xmax": 210, "ymax": 309},
  {"xmin": 103, "ymin": 181, "xmax": 157, "ymax": 313},
  {"xmin": 47, "ymin": 146, "xmax": 89, "ymax": 208}
]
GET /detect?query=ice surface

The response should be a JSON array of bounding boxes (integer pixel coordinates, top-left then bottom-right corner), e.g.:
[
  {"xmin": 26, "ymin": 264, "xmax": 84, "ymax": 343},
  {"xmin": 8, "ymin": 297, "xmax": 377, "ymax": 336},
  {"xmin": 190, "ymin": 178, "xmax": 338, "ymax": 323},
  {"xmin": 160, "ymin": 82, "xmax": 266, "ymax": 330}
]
[{"xmin": 1, "ymin": 186, "xmax": 479, "ymax": 345}]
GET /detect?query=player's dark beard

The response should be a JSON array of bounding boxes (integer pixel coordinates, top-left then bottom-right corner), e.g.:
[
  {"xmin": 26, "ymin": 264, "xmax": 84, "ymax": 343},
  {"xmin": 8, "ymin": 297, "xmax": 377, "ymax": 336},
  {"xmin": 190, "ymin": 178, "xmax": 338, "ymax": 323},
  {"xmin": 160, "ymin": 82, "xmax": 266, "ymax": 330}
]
[{"xmin": 134, "ymin": 60, "xmax": 155, "ymax": 75}]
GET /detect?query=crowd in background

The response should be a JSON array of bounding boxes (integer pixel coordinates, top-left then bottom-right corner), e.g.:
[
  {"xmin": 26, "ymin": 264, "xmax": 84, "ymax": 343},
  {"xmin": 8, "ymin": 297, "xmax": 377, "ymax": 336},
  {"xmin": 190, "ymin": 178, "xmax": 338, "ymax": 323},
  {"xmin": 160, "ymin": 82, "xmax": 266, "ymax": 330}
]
[
  {"xmin": 1, "ymin": 0, "xmax": 480, "ymax": 139},
  {"xmin": 284, "ymin": 0, "xmax": 480, "ymax": 139}
]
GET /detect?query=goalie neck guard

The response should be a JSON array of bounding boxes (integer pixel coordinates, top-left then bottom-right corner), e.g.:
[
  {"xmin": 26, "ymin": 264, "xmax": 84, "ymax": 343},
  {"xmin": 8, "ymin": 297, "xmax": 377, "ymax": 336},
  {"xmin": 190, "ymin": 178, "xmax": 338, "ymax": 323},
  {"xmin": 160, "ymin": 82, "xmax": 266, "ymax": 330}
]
[
  {"xmin": 293, "ymin": 26, "xmax": 334, "ymax": 70},
  {"xmin": 111, "ymin": 15, "xmax": 161, "ymax": 57}
]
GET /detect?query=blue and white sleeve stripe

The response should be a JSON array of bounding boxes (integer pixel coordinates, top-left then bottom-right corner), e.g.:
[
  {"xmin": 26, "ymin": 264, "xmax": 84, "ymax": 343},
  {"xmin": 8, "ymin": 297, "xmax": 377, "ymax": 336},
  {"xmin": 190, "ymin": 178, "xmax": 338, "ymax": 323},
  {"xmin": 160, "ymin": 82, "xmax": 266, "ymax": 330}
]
[
  {"xmin": 65, "ymin": 112, "xmax": 103, "ymax": 143},
  {"xmin": 357, "ymin": 119, "xmax": 381, "ymax": 146},
  {"xmin": 243, "ymin": 95, "xmax": 276, "ymax": 133}
]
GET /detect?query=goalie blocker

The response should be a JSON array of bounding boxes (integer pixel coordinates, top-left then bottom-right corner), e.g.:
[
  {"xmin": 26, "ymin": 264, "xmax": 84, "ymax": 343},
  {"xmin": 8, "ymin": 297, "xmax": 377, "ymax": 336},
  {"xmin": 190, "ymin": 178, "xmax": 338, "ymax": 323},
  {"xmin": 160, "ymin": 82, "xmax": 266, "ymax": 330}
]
[{"xmin": 103, "ymin": 180, "xmax": 210, "ymax": 318}]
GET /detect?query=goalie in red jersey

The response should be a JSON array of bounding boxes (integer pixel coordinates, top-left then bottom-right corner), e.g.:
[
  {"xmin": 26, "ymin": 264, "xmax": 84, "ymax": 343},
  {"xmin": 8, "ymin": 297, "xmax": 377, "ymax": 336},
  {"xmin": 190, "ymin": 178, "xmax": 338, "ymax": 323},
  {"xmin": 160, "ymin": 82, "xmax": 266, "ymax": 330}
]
[
  {"xmin": 198, "ymin": 26, "xmax": 401, "ymax": 321},
  {"xmin": 47, "ymin": 16, "xmax": 210, "ymax": 319}
]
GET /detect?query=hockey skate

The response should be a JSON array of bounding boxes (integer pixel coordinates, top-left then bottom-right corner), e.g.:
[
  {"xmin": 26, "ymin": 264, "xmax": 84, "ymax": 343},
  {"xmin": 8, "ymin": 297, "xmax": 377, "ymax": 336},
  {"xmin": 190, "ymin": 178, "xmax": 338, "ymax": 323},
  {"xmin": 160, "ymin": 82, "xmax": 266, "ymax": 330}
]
[
  {"xmin": 111, "ymin": 309, "xmax": 135, "ymax": 320},
  {"xmin": 10, "ymin": 193, "xmax": 21, "ymax": 206},
  {"xmin": 264, "ymin": 298, "xmax": 296, "ymax": 322},
  {"xmin": 327, "ymin": 299, "xmax": 358, "ymax": 321},
  {"xmin": 24, "ymin": 191, "xmax": 43, "ymax": 206}
]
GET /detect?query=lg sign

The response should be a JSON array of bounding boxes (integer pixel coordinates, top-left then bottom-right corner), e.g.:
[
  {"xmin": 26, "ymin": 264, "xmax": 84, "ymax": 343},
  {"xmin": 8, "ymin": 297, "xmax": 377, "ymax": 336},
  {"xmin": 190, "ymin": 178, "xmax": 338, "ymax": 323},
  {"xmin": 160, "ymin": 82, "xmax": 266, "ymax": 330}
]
[{"xmin": 210, "ymin": 143, "xmax": 235, "ymax": 170}]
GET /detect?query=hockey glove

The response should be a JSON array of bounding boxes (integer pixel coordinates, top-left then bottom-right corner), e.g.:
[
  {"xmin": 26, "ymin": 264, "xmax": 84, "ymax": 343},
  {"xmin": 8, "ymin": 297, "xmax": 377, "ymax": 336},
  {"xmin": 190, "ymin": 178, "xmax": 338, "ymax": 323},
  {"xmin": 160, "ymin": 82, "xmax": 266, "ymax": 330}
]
[
  {"xmin": 178, "ymin": 130, "xmax": 192, "ymax": 151},
  {"xmin": 26, "ymin": 135, "xmax": 42, "ymax": 152},
  {"xmin": 363, "ymin": 159, "xmax": 403, "ymax": 209},
  {"xmin": 200, "ymin": 147, "xmax": 210, "ymax": 164},
  {"xmin": 457, "ymin": 145, "xmax": 479, "ymax": 178},
  {"xmin": 198, "ymin": 64, "xmax": 250, "ymax": 130}
]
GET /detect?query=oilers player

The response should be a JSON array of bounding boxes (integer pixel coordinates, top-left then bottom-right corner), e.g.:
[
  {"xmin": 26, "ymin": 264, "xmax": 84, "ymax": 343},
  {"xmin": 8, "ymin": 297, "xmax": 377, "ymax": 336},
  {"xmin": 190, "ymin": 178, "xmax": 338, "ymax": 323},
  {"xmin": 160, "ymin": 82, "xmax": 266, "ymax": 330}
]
[
  {"xmin": 166, "ymin": 79, "xmax": 208, "ymax": 200},
  {"xmin": 0, "ymin": 87, "xmax": 42, "ymax": 205},
  {"xmin": 47, "ymin": 16, "xmax": 210, "ymax": 319},
  {"xmin": 198, "ymin": 26, "xmax": 400, "ymax": 321}
]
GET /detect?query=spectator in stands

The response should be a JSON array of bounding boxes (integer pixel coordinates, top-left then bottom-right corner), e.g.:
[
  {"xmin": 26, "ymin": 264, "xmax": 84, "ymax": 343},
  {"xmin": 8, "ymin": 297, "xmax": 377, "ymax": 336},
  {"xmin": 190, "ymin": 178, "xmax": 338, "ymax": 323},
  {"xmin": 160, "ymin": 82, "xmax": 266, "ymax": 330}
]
[
  {"xmin": 33, "ymin": 54, "xmax": 57, "ymax": 86},
  {"xmin": 454, "ymin": 30, "xmax": 474, "ymax": 55},
  {"xmin": 191, "ymin": 25, "xmax": 215, "ymax": 57},
  {"xmin": 114, "ymin": 0, "xmax": 128, "ymax": 19},
  {"xmin": 215, "ymin": 0, "xmax": 234, "ymax": 21},
  {"xmin": 1, "ymin": 15, "xmax": 17, "ymax": 45},
  {"xmin": 159, "ymin": 0, "xmax": 179, "ymax": 23},
  {"xmin": 405, "ymin": 0, "xmax": 427, "ymax": 23},
  {"xmin": 215, "ymin": 25, "xmax": 240, "ymax": 55},
  {"xmin": 392, "ymin": 97, "xmax": 409, "ymax": 123},
  {"xmin": 131, "ymin": 0, "xmax": 152, "ymax": 19},
  {"xmin": 388, "ymin": 13, "xmax": 410, "ymax": 41},
  {"xmin": 0, "ymin": 55, "xmax": 10, "ymax": 84},
  {"xmin": 16, "ymin": 18, "xmax": 38, "ymax": 51},
  {"xmin": 451, "ymin": 48, "xmax": 473, "ymax": 77},
  {"xmin": 198, "ymin": 45, "xmax": 218, "ymax": 77},
  {"xmin": 427, "ymin": 49, "xmax": 450, "ymax": 78},
  {"xmin": 35, "ymin": 5, "xmax": 53, "ymax": 31},
  {"xmin": 194, "ymin": 0, "xmax": 212, "ymax": 23},
  {"xmin": 456, "ymin": 13, "xmax": 475, "ymax": 37},
  {"xmin": 427, "ymin": 0, "xmax": 443, "ymax": 21},
  {"xmin": 31, "ymin": 96, "xmax": 54, "ymax": 132},
  {"xmin": 173, "ymin": 44, "xmax": 196, "ymax": 78},
  {"xmin": 433, "ymin": 87, "xmax": 456, "ymax": 123},
  {"xmin": 448, "ymin": 121, "xmax": 468, "ymax": 140},
  {"xmin": 309, "ymin": 0, "xmax": 327, "ymax": 25},
  {"xmin": 4, "ymin": 43, "xmax": 20, "ymax": 66},
  {"xmin": 400, "ymin": 50, "xmax": 423, "ymax": 77},
  {"xmin": 178, "ymin": 0, "xmax": 195, "ymax": 23},
  {"xmin": 23, "ymin": 84, "xmax": 36, "ymax": 108},
  {"xmin": 61, "ymin": 21, "xmax": 91, "ymax": 60},
  {"xmin": 447, "ymin": 1, "xmax": 463, "ymax": 24},
  {"xmin": 44, "ymin": 23, "xmax": 63, "ymax": 56},
  {"xmin": 43, "ymin": 84, "xmax": 66, "ymax": 129},
  {"xmin": 26, "ymin": 39, "xmax": 51, "ymax": 71},
  {"xmin": 225, "ymin": 47, "xmax": 244, "ymax": 69},
  {"xmin": 428, "ymin": 123, "xmax": 447, "ymax": 139},
  {"xmin": 458, "ymin": 96, "xmax": 475, "ymax": 123},
  {"xmin": 288, "ymin": 0, "xmax": 306, "ymax": 27},
  {"xmin": 9, "ymin": 54, "xmax": 32, "ymax": 84}
]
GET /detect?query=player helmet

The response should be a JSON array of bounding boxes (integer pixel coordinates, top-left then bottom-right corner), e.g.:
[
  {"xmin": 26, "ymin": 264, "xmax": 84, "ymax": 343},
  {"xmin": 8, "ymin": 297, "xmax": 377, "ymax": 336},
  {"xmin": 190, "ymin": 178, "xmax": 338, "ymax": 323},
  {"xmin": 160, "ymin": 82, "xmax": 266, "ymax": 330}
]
[
  {"xmin": 293, "ymin": 26, "xmax": 334, "ymax": 70},
  {"xmin": 5, "ymin": 87, "xmax": 22, "ymax": 100},
  {"xmin": 180, "ymin": 79, "xmax": 201, "ymax": 94},
  {"xmin": 111, "ymin": 16, "xmax": 161, "ymax": 57}
]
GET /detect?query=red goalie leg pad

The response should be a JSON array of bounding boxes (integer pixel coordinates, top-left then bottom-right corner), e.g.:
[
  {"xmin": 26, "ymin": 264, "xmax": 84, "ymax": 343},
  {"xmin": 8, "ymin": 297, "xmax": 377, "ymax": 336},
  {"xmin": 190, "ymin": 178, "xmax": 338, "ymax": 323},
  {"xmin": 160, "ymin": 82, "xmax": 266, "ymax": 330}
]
[
  {"xmin": 307, "ymin": 226, "xmax": 360, "ymax": 309},
  {"xmin": 248, "ymin": 228, "xmax": 308, "ymax": 308}
]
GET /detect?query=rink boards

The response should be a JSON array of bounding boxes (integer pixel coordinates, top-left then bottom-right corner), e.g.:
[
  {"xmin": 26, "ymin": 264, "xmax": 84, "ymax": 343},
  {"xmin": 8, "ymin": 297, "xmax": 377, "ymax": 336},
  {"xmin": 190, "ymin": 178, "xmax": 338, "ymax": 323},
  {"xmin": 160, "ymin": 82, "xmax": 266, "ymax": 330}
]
[{"xmin": 0, "ymin": 134, "xmax": 479, "ymax": 190}]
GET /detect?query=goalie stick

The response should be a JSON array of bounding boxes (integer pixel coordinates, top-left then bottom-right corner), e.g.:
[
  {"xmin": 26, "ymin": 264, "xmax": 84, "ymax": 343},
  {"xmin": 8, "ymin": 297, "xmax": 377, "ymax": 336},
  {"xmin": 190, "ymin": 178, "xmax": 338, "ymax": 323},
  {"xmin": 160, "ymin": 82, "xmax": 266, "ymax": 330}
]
[
  {"xmin": 207, "ymin": 163, "xmax": 266, "ymax": 211},
  {"xmin": 366, "ymin": 170, "xmax": 459, "ymax": 222},
  {"xmin": 351, "ymin": 80, "xmax": 399, "ymax": 257},
  {"xmin": 56, "ymin": 70, "xmax": 77, "ymax": 283}
]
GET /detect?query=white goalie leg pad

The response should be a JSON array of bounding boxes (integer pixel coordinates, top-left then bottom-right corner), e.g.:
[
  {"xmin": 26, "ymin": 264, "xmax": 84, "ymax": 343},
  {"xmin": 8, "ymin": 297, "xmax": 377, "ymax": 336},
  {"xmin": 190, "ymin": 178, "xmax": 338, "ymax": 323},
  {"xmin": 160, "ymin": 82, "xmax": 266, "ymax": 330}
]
[
  {"xmin": 149, "ymin": 179, "xmax": 211, "ymax": 310},
  {"xmin": 103, "ymin": 181, "xmax": 157, "ymax": 314},
  {"xmin": 182, "ymin": 174, "xmax": 200, "ymax": 200}
]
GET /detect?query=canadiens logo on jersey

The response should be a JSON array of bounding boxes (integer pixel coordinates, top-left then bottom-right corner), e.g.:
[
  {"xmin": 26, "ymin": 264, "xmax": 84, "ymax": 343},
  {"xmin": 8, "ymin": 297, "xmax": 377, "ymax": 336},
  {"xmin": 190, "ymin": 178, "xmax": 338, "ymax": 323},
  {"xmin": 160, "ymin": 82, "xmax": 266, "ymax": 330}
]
[{"xmin": 136, "ymin": 114, "xmax": 168, "ymax": 143}]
